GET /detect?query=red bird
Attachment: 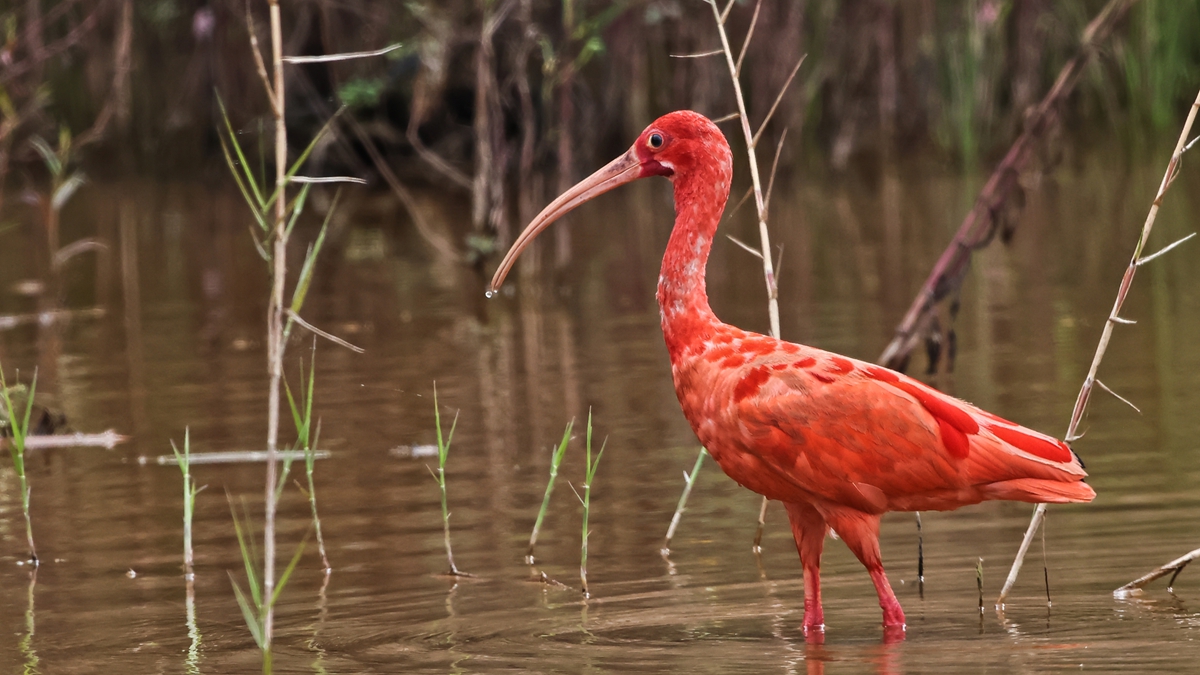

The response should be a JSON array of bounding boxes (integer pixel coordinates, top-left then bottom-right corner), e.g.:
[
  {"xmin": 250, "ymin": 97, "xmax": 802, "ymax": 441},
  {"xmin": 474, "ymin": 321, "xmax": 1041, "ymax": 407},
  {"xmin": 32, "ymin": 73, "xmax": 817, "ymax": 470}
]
[{"xmin": 489, "ymin": 111, "xmax": 1095, "ymax": 634}]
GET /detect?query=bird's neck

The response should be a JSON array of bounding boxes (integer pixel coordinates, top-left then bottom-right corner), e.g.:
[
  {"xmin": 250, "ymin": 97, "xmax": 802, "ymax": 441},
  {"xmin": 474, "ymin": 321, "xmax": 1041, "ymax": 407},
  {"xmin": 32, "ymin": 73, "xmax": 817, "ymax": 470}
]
[{"xmin": 657, "ymin": 166, "xmax": 729, "ymax": 361}]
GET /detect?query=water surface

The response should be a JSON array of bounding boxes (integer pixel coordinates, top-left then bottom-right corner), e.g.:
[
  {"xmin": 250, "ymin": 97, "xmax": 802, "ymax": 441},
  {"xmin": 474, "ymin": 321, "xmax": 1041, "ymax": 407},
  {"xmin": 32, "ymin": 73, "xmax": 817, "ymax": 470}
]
[{"xmin": 1, "ymin": 148, "xmax": 1199, "ymax": 673}]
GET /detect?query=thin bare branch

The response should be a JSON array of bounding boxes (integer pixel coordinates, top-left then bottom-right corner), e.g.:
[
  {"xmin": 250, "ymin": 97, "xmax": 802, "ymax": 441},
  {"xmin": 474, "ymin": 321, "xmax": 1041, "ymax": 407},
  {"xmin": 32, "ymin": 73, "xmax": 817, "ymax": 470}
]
[
  {"xmin": 727, "ymin": 235, "xmax": 764, "ymax": 259},
  {"xmin": 763, "ymin": 128, "xmax": 788, "ymax": 217},
  {"xmin": 150, "ymin": 450, "xmax": 330, "ymax": 465},
  {"xmin": 6, "ymin": 430, "xmax": 128, "ymax": 450},
  {"xmin": 245, "ymin": 3, "xmax": 280, "ymax": 115},
  {"xmin": 1109, "ymin": 315, "xmax": 1136, "ymax": 325},
  {"xmin": 752, "ymin": 54, "xmax": 806, "ymax": 149},
  {"xmin": 286, "ymin": 310, "xmax": 365, "ymax": 354},
  {"xmin": 1135, "ymin": 232, "xmax": 1196, "ymax": 266},
  {"xmin": 289, "ymin": 176, "xmax": 367, "ymax": 185},
  {"xmin": 670, "ymin": 49, "xmax": 723, "ymax": 59},
  {"xmin": 1095, "ymin": 379, "xmax": 1141, "ymax": 414},
  {"xmin": 283, "ymin": 44, "xmax": 403, "ymax": 63},
  {"xmin": 720, "ymin": 0, "xmax": 736, "ymax": 24},
  {"xmin": 712, "ymin": 112, "xmax": 741, "ymax": 124},
  {"xmin": 735, "ymin": 0, "xmax": 762, "ymax": 77}
]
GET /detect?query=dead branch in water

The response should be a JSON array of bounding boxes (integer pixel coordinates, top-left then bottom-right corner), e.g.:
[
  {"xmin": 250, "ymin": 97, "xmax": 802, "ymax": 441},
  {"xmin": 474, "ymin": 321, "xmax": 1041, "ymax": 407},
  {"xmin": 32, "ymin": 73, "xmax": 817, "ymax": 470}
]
[
  {"xmin": 878, "ymin": 0, "xmax": 1140, "ymax": 373},
  {"xmin": 997, "ymin": 85, "xmax": 1200, "ymax": 606},
  {"xmin": 1115, "ymin": 547, "xmax": 1200, "ymax": 596}
]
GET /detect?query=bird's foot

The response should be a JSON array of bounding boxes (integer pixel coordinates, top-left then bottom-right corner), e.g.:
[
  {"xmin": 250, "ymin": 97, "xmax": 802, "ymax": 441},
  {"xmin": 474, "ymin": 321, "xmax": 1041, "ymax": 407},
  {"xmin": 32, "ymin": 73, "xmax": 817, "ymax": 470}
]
[{"xmin": 881, "ymin": 624, "xmax": 907, "ymax": 644}]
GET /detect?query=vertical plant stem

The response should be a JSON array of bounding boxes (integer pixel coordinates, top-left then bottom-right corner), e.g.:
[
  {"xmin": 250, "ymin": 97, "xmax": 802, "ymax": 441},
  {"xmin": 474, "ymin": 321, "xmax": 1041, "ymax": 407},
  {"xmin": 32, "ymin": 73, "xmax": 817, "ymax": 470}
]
[
  {"xmin": 580, "ymin": 410, "xmax": 605, "ymax": 598},
  {"xmin": 262, "ymin": 0, "xmax": 288, "ymax": 657},
  {"xmin": 431, "ymin": 385, "xmax": 464, "ymax": 576},
  {"xmin": 172, "ymin": 428, "xmax": 198, "ymax": 579},
  {"xmin": 707, "ymin": 0, "xmax": 798, "ymax": 549},
  {"xmin": 1, "ymin": 366, "xmax": 38, "ymax": 564},
  {"xmin": 306, "ymin": 421, "xmax": 330, "ymax": 573},
  {"xmin": 662, "ymin": 448, "xmax": 707, "ymax": 554},
  {"xmin": 997, "ymin": 86, "xmax": 1200, "ymax": 606},
  {"xmin": 528, "ymin": 420, "xmax": 574, "ymax": 564}
]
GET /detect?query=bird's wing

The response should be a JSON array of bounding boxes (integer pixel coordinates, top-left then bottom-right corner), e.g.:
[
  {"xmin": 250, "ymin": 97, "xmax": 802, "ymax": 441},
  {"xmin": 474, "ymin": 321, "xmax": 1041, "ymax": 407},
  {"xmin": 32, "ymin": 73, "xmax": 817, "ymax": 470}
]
[{"xmin": 697, "ymin": 349, "xmax": 1089, "ymax": 512}]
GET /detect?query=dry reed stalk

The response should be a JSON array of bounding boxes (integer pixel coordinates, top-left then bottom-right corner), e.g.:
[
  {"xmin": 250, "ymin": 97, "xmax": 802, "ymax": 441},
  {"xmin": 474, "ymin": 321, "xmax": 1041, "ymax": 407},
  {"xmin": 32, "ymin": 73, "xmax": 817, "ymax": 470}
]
[
  {"xmin": 260, "ymin": 0, "xmax": 287, "ymax": 651},
  {"xmin": 997, "ymin": 86, "xmax": 1200, "ymax": 606},
  {"xmin": 704, "ymin": 0, "xmax": 804, "ymax": 551},
  {"xmin": 877, "ymin": 0, "xmax": 1139, "ymax": 372}
]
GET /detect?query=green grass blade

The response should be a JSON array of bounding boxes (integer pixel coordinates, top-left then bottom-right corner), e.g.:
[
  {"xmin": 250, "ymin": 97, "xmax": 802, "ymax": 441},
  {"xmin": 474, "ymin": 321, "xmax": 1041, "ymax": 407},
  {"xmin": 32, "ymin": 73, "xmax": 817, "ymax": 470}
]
[
  {"xmin": 229, "ymin": 572, "xmax": 266, "ymax": 649},
  {"xmin": 288, "ymin": 190, "xmax": 339, "ymax": 316},
  {"xmin": 270, "ymin": 534, "xmax": 310, "ymax": 607},
  {"xmin": 283, "ymin": 182, "xmax": 311, "ymax": 241},
  {"xmin": 220, "ymin": 134, "xmax": 267, "ymax": 231},
  {"xmin": 216, "ymin": 95, "xmax": 266, "ymax": 211},
  {"xmin": 229, "ymin": 500, "xmax": 263, "ymax": 608},
  {"xmin": 29, "ymin": 136, "xmax": 60, "ymax": 176}
]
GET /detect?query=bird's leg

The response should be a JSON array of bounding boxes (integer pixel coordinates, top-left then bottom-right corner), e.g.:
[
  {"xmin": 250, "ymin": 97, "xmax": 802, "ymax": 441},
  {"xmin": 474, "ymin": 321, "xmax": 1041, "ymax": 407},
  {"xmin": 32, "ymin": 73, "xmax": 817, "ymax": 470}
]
[
  {"xmin": 784, "ymin": 501, "xmax": 828, "ymax": 634},
  {"xmin": 824, "ymin": 510, "xmax": 905, "ymax": 629}
]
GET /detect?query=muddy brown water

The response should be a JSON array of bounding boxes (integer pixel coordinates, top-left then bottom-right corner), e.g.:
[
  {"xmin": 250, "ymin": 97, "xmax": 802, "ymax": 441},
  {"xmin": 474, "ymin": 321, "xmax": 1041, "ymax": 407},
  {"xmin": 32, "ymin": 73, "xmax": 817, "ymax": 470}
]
[{"xmin": 1, "ymin": 147, "xmax": 1199, "ymax": 673}]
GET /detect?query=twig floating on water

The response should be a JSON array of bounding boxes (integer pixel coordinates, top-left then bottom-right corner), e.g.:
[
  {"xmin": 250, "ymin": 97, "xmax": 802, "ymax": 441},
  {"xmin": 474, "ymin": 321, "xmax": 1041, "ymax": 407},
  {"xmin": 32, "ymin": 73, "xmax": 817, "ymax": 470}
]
[
  {"xmin": 12, "ymin": 430, "xmax": 128, "ymax": 450},
  {"xmin": 148, "ymin": 450, "xmax": 329, "ymax": 465}
]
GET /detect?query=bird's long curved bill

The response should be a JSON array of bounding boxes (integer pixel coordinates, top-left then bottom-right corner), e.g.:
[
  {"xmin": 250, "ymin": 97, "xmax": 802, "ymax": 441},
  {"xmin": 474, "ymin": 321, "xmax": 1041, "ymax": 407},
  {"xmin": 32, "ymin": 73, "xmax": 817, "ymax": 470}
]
[{"xmin": 488, "ymin": 148, "xmax": 642, "ymax": 294}]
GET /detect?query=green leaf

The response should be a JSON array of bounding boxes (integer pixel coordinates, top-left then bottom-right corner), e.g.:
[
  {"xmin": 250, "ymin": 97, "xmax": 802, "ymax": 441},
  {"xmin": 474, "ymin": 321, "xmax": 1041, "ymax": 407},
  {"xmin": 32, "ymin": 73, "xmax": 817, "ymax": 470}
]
[
  {"xmin": 52, "ymin": 174, "xmax": 86, "ymax": 211},
  {"xmin": 288, "ymin": 189, "xmax": 339, "ymax": 318},
  {"xmin": 283, "ymin": 182, "xmax": 311, "ymax": 241},
  {"xmin": 271, "ymin": 532, "xmax": 310, "ymax": 607},
  {"xmin": 229, "ymin": 573, "xmax": 266, "ymax": 649},
  {"xmin": 229, "ymin": 500, "xmax": 263, "ymax": 608},
  {"xmin": 29, "ymin": 136, "xmax": 60, "ymax": 177},
  {"xmin": 216, "ymin": 95, "xmax": 266, "ymax": 211},
  {"xmin": 221, "ymin": 133, "xmax": 268, "ymax": 231}
]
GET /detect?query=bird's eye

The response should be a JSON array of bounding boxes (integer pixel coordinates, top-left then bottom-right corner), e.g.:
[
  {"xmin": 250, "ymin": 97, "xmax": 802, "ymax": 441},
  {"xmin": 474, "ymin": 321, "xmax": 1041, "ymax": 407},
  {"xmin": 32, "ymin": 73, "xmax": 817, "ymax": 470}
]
[{"xmin": 648, "ymin": 133, "xmax": 664, "ymax": 149}]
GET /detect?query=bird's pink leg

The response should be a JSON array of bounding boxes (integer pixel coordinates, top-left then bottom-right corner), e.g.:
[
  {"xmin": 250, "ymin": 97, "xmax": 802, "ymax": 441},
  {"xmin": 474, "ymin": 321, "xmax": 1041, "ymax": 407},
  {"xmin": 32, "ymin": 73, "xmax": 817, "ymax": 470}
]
[
  {"xmin": 824, "ymin": 510, "xmax": 906, "ymax": 629},
  {"xmin": 784, "ymin": 501, "xmax": 828, "ymax": 634}
]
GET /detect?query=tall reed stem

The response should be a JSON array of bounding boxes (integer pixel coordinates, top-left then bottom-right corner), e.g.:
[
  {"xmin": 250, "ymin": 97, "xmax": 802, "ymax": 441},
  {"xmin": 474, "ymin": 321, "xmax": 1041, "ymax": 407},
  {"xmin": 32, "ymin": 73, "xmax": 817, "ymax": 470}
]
[
  {"xmin": 997, "ymin": 86, "xmax": 1200, "ymax": 605},
  {"xmin": 261, "ymin": 0, "xmax": 287, "ymax": 656},
  {"xmin": 579, "ymin": 411, "xmax": 605, "ymax": 598}
]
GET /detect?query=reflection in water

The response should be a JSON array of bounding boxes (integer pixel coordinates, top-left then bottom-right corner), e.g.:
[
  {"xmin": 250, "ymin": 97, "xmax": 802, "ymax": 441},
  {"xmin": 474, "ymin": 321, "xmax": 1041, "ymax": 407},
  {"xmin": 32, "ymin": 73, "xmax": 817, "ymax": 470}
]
[
  {"xmin": 185, "ymin": 580, "xmax": 201, "ymax": 675},
  {"xmin": 20, "ymin": 571, "xmax": 38, "ymax": 675}
]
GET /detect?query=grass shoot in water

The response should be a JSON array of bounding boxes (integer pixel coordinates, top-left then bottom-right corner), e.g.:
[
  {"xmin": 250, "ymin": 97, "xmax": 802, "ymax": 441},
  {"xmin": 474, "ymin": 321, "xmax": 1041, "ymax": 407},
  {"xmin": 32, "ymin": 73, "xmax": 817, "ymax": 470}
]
[
  {"xmin": 1, "ymin": 365, "xmax": 39, "ymax": 564},
  {"xmin": 170, "ymin": 428, "xmax": 203, "ymax": 578},
  {"xmin": 429, "ymin": 384, "xmax": 467, "ymax": 576},
  {"xmin": 578, "ymin": 410, "xmax": 605, "ymax": 598},
  {"xmin": 528, "ymin": 419, "xmax": 574, "ymax": 564},
  {"xmin": 285, "ymin": 345, "xmax": 331, "ymax": 572}
]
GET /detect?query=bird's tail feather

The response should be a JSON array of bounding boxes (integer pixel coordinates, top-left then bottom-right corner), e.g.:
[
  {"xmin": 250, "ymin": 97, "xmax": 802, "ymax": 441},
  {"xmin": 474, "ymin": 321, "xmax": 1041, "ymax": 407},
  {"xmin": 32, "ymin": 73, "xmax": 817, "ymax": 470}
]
[{"xmin": 982, "ymin": 478, "xmax": 1096, "ymax": 504}]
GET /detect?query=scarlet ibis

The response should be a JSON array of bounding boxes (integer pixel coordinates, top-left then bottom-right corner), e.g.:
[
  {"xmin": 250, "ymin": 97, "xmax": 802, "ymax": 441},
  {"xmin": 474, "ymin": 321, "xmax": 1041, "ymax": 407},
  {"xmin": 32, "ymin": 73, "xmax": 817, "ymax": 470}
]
[{"xmin": 488, "ymin": 111, "xmax": 1094, "ymax": 633}]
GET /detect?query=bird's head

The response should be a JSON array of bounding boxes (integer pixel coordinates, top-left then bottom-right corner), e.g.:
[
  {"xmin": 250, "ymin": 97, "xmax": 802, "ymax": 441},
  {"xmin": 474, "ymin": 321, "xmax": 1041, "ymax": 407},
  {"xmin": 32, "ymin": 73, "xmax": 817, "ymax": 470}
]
[{"xmin": 488, "ymin": 111, "xmax": 731, "ymax": 295}]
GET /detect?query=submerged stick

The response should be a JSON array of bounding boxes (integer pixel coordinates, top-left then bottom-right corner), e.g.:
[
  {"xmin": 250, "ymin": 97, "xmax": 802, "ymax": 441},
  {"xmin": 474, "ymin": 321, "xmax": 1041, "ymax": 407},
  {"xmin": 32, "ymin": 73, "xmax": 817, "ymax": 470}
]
[
  {"xmin": 1115, "ymin": 547, "xmax": 1200, "ymax": 596},
  {"xmin": 662, "ymin": 449, "xmax": 707, "ymax": 555},
  {"xmin": 997, "ymin": 86, "xmax": 1200, "ymax": 606},
  {"xmin": 878, "ymin": 0, "xmax": 1140, "ymax": 371},
  {"xmin": 528, "ymin": 420, "xmax": 574, "ymax": 564}
]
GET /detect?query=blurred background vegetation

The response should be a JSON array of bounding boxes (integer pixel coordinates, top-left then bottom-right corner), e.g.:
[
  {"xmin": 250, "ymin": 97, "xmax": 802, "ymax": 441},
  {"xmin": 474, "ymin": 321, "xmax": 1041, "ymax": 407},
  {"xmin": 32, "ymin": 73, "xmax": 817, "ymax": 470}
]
[{"xmin": 2, "ymin": 0, "xmax": 1198, "ymax": 242}]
